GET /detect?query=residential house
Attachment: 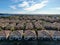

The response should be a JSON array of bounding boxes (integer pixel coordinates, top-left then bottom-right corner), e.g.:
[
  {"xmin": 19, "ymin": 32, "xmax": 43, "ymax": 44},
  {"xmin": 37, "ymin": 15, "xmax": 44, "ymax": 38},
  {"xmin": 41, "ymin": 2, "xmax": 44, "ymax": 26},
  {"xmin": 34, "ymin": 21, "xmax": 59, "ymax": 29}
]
[
  {"xmin": 25, "ymin": 22, "xmax": 34, "ymax": 30},
  {"xmin": 38, "ymin": 30, "xmax": 51, "ymax": 40},
  {"xmin": 0, "ymin": 31, "xmax": 6, "ymax": 40},
  {"xmin": 24, "ymin": 30, "xmax": 37, "ymax": 40},
  {"xmin": 9, "ymin": 30, "xmax": 23, "ymax": 40},
  {"xmin": 52, "ymin": 31, "xmax": 60, "ymax": 40}
]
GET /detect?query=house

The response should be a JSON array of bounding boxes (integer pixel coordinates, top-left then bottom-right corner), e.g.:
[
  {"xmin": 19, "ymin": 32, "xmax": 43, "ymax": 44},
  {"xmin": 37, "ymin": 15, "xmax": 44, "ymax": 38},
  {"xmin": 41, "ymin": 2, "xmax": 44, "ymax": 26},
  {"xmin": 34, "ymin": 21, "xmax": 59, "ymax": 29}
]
[
  {"xmin": 43, "ymin": 22, "xmax": 60, "ymax": 30},
  {"xmin": 2, "ymin": 22, "xmax": 9, "ymax": 28},
  {"xmin": 4, "ymin": 30, "xmax": 11, "ymax": 39},
  {"xmin": 5, "ymin": 23, "xmax": 16, "ymax": 30},
  {"xmin": 26, "ymin": 20, "xmax": 31, "ymax": 23},
  {"xmin": 24, "ymin": 30, "xmax": 37, "ymax": 40},
  {"xmin": 0, "ymin": 30, "xmax": 6, "ymax": 40},
  {"xmin": 0, "ymin": 22, "xmax": 4, "ymax": 27},
  {"xmin": 52, "ymin": 31, "xmax": 60, "ymax": 40},
  {"xmin": 47, "ymin": 30, "xmax": 55, "ymax": 38},
  {"xmin": 31, "ymin": 20, "xmax": 36, "ymax": 23},
  {"xmin": 38, "ymin": 30, "xmax": 51, "ymax": 40},
  {"xmin": 4, "ymin": 19, "xmax": 10, "ymax": 23},
  {"xmin": 33, "ymin": 15, "xmax": 40, "ymax": 20},
  {"xmin": 25, "ymin": 22, "xmax": 34, "ymax": 30},
  {"xmin": 26, "ymin": 16, "xmax": 33, "ymax": 20},
  {"xmin": 43, "ymin": 22, "xmax": 57, "ymax": 30},
  {"xmin": 53, "ymin": 22, "xmax": 60, "ymax": 30},
  {"xmin": 16, "ymin": 20, "xmax": 26, "ymax": 30},
  {"xmin": 16, "ymin": 22, "xmax": 25, "ymax": 30},
  {"xmin": 9, "ymin": 30, "xmax": 23, "ymax": 40},
  {"xmin": 10, "ymin": 19, "xmax": 16, "ymax": 23},
  {"xmin": 34, "ymin": 21, "xmax": 43, "ymax": 30},
  {"xmin": 0, "ymin": 18, "xmax": 5, "ymax": 22}
]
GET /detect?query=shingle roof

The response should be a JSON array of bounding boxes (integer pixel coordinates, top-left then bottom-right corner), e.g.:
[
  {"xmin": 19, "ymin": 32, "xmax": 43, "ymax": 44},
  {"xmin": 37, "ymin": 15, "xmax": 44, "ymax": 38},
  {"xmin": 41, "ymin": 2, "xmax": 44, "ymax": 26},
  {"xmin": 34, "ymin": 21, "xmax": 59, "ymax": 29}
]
[
  {"xmin": 24, "ymin": 30, "xmax": 36, "ymax": 37},
  {"xmin": 0, "ymin": 31, "xmax": 6, "ymax": 37},
  {"xmin": 9, "ymin": 30, "xmax": 23, "ymax": 38},
  {"xmin": 38, "ymin": 30, "xmax": 50, "ymax": 38}
]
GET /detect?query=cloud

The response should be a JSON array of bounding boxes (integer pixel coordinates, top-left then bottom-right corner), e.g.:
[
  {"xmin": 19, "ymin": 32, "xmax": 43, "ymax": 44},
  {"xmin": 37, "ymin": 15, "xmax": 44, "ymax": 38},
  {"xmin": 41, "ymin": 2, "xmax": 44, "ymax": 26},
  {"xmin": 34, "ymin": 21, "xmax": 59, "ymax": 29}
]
[
  {"xmin": 13, "ymin": 11, "xmax": 24, "ymax": 14},
  {"xmin": 51, "ymin": 7, "xmax": 60, "ymax": 10},
  {"xmin": 27, "ymin": 10, "xmax": 60, "ymax": 14},
  {"xmin": 24, "ymin": 0, "xmax": 48, "ymax": 11},
  {"xmin": 12, "ymin": 11, "xmax": 25, "ymax": 14},
  {"xmin": 18, "ymin": 0, "xmax": 36, "ymax": 8},
  {"xmin": 18, "ymin": 1, "xmax": 29, "ymax": 7},
  {"xmin": 28, "ymin": 0, "xmax": 36, "ymax": 5},
  {"xmin": 10, "ymin": 0, "xmax": 48, "ymax": 11},
  {"xmin": 10, "ymin": 5, "xmax": 16, "ymax": 9}
]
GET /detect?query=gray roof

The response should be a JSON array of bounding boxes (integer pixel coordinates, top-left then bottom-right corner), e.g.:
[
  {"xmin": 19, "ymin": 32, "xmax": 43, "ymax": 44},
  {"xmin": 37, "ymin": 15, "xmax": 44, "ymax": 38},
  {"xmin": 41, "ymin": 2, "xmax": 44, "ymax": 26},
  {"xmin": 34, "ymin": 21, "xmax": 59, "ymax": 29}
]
[
  {"xmin": 0, "ymin": 31, "xmax": 6, "ymax": 37},
  {"xmin": 9, "ymin": 30, "xmax": 23, "ymax": 38},
  {"xmin": 53, "ymin": 31, "xmax": 60, "ymax": 36},
  {"xmin": 38, "ymin": 30, "xmax": 50, "ymax": 38},
  {"xmin": 26, "ymin": 22, "xmax": 33, "ymax": 29},
  {"xmin": 24, "ymin": 30, "xmax": 36, "ymax": 37},
  {"xmin": 34, "ymin": 21, "xmax": 42, "ymax": 29}
]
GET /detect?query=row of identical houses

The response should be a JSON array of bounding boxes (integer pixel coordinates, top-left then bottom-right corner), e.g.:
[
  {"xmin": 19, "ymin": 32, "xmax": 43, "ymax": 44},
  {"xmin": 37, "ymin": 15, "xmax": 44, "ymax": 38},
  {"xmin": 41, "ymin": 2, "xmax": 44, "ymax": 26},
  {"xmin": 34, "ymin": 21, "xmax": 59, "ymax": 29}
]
[
  {"xmin": 0, "ymin": 18, "xmax": 60, "ymax": 30},
  {"xmin": 0, "ymin": 30, "xmax": 36, "ymax": 40},
  {"xmin": 38, "ymin": 30, "xmax": 60, "ymax": 40},
  {"xmin": 0, "ymin": 30, "xmax": 60, "ymax": 40}
]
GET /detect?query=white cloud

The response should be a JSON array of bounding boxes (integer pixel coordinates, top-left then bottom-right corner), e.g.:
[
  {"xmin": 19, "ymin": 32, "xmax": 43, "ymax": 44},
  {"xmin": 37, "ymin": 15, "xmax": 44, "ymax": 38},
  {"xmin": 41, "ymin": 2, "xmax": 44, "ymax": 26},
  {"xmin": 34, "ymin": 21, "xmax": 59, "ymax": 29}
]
[
  {"xmin": 18, "ymin": 1, "xmax": 29, "ymax": 7},
  {"xmin": 28, "ymin": 0, "xmax": 36, "ymax": 5},
  {"xmin": 10, "ymin": 0, "xmax": 48, "ymax": 11},
  {"xmin": 51, "ymin": 7, "xmax": 60, "ymax": 10},
  {"xmin": 56, "ymin": 8, "xmax": 60, "ymax": 10},
  {"xmin": 10, "ymin": 5, "xmax": 16, "ymax": 9},
  {"xmin": 12, "ymin": 12, "xmax": 25, "ymax": 14},
  {"xmin": 8, "ymin": 11, "xmax": 25, "ymax": 14},
  {"xmin": 24, "ymin": 0, "xmax": 48, "ymax": 11},
  {"xmin": 18, "ymin": 1, "xmax": 36, "ymax": 8},
  {"xmin": 26, "ymin": 11, "xmax": 60, "ymax": 14}
]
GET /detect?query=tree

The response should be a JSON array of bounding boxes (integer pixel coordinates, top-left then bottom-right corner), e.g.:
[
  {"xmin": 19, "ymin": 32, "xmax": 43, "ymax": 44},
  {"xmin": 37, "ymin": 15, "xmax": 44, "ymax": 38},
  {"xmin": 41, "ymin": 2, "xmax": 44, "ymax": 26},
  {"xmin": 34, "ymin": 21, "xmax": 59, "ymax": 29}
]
[{"xmin": 10, "ymin": 26, "xmax": 15, "ymax": 31}]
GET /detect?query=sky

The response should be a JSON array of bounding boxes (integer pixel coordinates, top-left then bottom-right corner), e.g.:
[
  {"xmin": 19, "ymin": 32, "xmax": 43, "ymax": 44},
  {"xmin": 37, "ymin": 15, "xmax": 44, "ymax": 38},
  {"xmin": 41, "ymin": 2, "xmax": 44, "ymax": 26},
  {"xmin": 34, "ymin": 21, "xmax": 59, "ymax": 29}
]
[{"xmin": 0, "ymin": 0, "xmax": 60, "ymax": 14}]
